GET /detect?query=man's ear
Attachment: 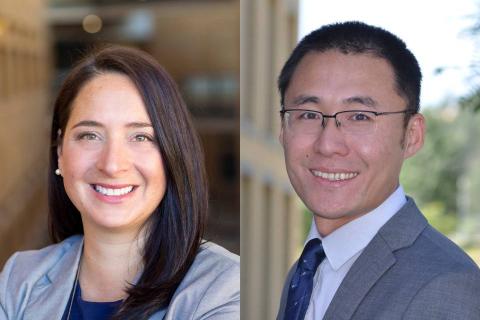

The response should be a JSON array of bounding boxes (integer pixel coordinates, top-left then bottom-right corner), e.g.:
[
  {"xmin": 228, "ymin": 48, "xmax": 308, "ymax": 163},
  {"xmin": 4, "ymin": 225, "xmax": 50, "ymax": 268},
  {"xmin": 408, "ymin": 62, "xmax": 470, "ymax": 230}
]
[{"xmin": 403, "ymin": 113, "xmax": 425, "ymax": 159}]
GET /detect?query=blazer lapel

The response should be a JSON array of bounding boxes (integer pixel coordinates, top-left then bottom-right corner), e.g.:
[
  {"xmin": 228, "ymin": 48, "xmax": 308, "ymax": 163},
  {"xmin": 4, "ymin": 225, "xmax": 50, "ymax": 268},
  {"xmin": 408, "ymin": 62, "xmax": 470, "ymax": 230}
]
[
  {"xmin": 323, "ymin": 235, "xmax": 395, "ymax": 320},
  {"xmin": 323, "ymin": 198, "xmax": 427, "ymax": 320},
  {"xmin": 23, "ymin": 237, "xmax": 83, "ymax": 320}
]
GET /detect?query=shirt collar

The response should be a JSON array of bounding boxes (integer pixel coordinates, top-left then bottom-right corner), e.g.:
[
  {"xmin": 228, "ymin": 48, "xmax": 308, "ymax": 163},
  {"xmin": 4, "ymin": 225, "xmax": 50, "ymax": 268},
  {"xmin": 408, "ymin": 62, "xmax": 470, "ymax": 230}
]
[{"xmin": 305, "ymin": 185, "xmax": 407, "ymax": 270}]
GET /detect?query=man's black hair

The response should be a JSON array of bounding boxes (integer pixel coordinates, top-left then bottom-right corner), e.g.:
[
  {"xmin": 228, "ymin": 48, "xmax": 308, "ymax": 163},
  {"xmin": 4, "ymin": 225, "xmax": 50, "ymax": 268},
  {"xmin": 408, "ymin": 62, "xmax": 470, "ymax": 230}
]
[{"xmin": 278, "ymin": 21, "xmax": 422, "ymax": 114}]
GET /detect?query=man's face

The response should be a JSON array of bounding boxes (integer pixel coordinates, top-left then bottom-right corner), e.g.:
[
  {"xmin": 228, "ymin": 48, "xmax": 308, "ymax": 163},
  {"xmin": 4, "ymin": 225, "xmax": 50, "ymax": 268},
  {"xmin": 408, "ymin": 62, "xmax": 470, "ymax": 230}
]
[{"xmin": 280, "ymin": 50, "xmax": 424, "ymax": 236}]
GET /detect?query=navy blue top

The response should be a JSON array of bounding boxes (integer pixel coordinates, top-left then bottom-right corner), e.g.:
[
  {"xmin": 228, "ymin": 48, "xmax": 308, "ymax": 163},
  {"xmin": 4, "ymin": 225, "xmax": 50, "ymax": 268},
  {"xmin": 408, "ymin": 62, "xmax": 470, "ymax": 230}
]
[{"xmin": 62, "ymin": 282, "xmax": 123, "ymax": 320}]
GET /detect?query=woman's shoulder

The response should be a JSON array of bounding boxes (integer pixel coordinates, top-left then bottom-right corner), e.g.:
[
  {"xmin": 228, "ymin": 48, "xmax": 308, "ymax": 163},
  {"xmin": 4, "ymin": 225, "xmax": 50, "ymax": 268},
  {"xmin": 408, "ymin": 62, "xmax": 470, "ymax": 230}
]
[
  {"xmin": 182, "ymin": 241, "xmax": 239, "ymax": 289},
  {"xmin": 197, "ymin": 241, "xmax": 240, "ymax": 269},
  {"xmin": 0, "ymin": 235, "xmax": 82, "ymax": 287},
  {"xmin": 161, "ymin": 241, "xmax": 239, "ymax": 319},
  {"xmin": 0, "ymin": 236, "xmax": 83, "ymax": 319}
]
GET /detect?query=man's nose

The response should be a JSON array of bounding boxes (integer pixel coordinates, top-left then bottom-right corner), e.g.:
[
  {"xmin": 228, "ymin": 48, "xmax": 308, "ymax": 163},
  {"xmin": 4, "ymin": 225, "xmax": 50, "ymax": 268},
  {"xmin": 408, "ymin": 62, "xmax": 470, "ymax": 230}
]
[
  {"xmin": 96, "ymin": 138, "xmax": 131, "ymax": 176},
  {"xmin": 313, "ymin": 117, "xmax": 349, "ymax": 157}
]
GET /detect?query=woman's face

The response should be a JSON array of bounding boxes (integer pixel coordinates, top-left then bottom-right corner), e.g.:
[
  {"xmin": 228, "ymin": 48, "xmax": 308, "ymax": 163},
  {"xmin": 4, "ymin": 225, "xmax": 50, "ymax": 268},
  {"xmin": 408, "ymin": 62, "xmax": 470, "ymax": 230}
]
[{"xmin": 58, "ymin": 72, "xmax": 166, "ymax": 235}]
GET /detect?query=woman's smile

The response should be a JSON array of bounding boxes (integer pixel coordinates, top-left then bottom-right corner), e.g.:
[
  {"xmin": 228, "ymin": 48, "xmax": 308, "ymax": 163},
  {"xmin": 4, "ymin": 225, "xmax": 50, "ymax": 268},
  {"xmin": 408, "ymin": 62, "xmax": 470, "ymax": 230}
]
[{"xmin": 90, "ymin": 183, "xmax": 137, "ymax": 203}]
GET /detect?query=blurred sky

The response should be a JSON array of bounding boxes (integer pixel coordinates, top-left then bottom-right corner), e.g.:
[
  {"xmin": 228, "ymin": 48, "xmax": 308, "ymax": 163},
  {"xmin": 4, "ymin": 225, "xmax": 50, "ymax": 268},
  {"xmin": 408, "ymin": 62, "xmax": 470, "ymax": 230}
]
[{"xmin": 299, "ymin": 0, "xmax": 478, "ymax": 108}]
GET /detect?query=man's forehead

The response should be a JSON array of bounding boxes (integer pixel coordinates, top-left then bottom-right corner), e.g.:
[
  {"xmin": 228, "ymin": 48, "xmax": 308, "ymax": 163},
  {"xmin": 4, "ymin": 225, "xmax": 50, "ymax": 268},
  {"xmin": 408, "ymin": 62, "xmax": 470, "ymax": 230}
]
[{"xmin": 285, "ymin": 50, "xmax": 403, "ymax": 106}]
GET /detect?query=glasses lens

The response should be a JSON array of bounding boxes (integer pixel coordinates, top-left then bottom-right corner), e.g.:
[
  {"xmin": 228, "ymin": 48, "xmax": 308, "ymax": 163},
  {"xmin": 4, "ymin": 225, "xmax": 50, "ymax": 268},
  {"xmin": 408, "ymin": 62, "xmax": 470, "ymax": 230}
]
[
  {"xmin": 284, "ymin": 110, "xmax": 378, "ymax": 135},
  {"xmin": 286, "ymin": 110, "xmax": 323, "ymax": 135},
  {"xmin": 337, "ymin": 111, "xmax": 376, "ymax": 134}
]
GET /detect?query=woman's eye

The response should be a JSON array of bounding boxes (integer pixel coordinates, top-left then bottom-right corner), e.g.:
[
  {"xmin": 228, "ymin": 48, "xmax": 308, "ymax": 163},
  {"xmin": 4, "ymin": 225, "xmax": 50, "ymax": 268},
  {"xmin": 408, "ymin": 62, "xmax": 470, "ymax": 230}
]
[
  {"xmin": 133, "ymin": 134, "xmax": 154, "ymax": 142},
  {"xmin": 77, "ymin": 132, "xmax": 99, "ymax": 140}
]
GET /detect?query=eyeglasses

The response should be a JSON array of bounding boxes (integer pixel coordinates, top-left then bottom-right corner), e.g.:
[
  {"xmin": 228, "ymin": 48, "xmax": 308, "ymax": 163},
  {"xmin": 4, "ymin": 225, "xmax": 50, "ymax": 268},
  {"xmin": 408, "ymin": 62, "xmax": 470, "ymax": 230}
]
[{"xmin": 280, "ymin": 109, "xmax": 415, "ymax": 136}]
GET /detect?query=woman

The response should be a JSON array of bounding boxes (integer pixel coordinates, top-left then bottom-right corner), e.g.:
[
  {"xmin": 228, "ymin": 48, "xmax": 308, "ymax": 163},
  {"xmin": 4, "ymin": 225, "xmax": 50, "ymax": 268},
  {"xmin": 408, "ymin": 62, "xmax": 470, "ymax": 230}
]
[{"xmin": 0, "ymin": 46, "xmax": 239, "ymax": 319}]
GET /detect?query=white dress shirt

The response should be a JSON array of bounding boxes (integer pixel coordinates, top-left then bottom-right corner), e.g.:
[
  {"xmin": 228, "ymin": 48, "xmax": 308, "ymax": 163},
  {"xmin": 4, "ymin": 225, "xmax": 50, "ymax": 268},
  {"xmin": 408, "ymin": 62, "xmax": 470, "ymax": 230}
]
[{"xmin": 304, "ymin": 186, "xmax": 407, "ymax": 320}]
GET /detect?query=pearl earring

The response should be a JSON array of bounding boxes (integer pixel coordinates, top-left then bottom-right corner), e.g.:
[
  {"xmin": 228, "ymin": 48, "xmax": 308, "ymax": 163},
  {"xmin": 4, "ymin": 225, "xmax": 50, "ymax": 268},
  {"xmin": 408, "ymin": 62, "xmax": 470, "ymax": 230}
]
[{"xmin": 55, "ymin": 168, "xmax": 61, "ymax": 176}]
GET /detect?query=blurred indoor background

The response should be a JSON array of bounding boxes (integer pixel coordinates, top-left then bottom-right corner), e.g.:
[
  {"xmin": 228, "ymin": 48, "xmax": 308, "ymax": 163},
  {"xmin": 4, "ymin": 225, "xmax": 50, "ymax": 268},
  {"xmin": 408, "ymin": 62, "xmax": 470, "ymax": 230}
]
[{"xmin": 0, "ymin": 0, "xmax": 239, "ymax": 268}]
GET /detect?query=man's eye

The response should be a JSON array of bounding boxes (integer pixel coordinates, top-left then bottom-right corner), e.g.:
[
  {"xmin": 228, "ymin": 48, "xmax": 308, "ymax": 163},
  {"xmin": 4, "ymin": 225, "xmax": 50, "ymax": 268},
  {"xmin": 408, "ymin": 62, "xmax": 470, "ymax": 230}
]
[
  {"xmin": 351, "ymin": 112, "xmax": 373, "ymax": 121},
  {"xmin": 300, "ymin": 111, "xmax": 320, "ymax": 120}
]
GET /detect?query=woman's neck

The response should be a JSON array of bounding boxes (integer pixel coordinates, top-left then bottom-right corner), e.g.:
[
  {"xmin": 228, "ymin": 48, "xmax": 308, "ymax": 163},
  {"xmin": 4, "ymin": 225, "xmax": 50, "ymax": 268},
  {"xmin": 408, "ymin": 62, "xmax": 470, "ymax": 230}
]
[{"xmin": 79, "ymin": 228, "xmax": 145, "ymax": 302}]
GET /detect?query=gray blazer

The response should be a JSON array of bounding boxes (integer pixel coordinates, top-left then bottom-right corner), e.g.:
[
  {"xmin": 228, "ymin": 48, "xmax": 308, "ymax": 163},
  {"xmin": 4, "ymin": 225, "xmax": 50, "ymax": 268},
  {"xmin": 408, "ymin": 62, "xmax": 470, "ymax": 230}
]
[
  {"xmin": 0, "ymin": 236, "xmax": 239, "ymax": 320},
  {"xmin": 278, "ymin": 197, "xmax": 480, "ymax": 319}
]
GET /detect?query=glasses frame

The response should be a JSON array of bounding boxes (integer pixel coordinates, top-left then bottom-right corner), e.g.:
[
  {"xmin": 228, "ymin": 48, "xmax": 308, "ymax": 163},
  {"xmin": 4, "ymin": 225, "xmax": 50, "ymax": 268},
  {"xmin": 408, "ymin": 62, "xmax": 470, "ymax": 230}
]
[{"xmin": 280, "ymin": 108, "xmax": 416, "ymax": 129}]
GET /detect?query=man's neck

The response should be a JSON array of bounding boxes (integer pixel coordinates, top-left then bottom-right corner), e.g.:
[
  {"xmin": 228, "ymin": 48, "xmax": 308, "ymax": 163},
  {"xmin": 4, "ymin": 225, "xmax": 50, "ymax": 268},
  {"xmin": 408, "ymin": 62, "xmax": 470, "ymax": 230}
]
[
  {"xmin": 314, "ymin": 212, "xmax": 366, "ymax": 238},
  {"xmin": 313, "ymin": 186, "xmax": 404, "ymax": 237}
]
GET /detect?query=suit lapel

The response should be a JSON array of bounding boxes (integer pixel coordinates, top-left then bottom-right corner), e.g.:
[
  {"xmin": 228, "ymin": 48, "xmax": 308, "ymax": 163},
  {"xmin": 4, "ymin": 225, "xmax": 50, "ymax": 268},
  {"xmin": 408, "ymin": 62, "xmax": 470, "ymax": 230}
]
[
  {"xmin": 324, "ymin": 198, "xmax": 427, "ymax": 320},
  {"xmin": 323, "ymin": 235, "xmax": 395, "ymax": 320},
  {"xmin": 23, "ymin": 237, "xmax": 83, "ymax": 320}
]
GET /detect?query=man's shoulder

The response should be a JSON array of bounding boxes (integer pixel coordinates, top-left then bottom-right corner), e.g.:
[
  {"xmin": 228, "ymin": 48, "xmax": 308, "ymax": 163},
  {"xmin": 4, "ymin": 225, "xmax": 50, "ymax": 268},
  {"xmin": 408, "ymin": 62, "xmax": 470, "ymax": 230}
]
[
  {"xmin": 335, "ymin": 202, "xmax": 480, "ymax": 319},
  {"xmin": 399, "ymin": 226, "xmax": 480, "ymax": 318},
  {"xmin": 381, "ymin": 197, "xmax": 478, "ymax": 272},
  {"xmin": 385, "ymin": 207, "xmax": 480, "ymax": 297},
  {"xmin": 412, "ymin": 224, "xmax": 479, "ymax": 272}
]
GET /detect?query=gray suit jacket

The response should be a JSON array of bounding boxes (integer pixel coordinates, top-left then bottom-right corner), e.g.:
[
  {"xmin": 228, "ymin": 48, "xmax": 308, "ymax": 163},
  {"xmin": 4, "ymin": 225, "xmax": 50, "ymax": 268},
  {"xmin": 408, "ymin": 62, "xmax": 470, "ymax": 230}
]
[
  {"xmin": 0, "ymin": 236, "xmax": 239, "ymax": 320},
  {"xmin": 277, "ymin": 198, "xmax": 480, "ymax": 319}
]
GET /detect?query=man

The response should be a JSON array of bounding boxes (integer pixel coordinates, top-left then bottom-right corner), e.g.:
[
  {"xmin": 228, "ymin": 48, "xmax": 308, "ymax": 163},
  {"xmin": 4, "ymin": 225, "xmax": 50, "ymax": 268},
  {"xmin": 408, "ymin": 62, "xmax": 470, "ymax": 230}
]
[{"xmin": 277, "ymin": 21, "xmax": 480, "ymax": 320}]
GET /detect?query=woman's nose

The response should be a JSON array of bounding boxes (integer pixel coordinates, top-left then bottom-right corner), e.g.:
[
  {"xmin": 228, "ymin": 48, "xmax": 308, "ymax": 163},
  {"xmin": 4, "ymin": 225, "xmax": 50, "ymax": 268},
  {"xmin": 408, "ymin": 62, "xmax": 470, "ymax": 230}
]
[{"xmin": 95, "ymin": 138, "xmax": 131, "ymax": 176}]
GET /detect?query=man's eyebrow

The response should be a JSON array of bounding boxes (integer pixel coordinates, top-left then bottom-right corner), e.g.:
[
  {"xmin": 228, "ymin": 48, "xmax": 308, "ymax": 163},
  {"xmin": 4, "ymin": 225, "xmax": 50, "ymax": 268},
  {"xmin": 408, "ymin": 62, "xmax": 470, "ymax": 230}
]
[
  {"xmin": 71, "ymin": 121, "xmax": 153, "ymax": 129},
  {"xmin": 289, "ymin": 95, "xmax": 320, "ymax": 106},
  {"xmin": 343, "ymin": 96, "xmax": 377, "ymax": 108}
]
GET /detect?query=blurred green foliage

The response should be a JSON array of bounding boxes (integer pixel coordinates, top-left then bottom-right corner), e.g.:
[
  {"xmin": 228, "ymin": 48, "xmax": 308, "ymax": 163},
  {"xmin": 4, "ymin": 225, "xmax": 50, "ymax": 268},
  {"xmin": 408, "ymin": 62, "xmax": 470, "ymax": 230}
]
[
  {"xmin": 401, "ymin": 106, "xmax": 480, "ymax": 242},
  {"xmin": 401, "ymin": 108, "xmax": 465, "ymax": 214},
  {"xmin": 420, "ymin": 201, "xmax": 457, "ymax": 235}
]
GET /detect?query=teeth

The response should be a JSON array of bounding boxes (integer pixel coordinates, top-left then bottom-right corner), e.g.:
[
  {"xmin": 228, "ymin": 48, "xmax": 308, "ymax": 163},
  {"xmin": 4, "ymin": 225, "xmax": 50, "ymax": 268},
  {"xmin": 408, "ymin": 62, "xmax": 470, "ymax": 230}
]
[
  {"xmin": 94, "ymin": 185, "xmax": 134, "ymax": 196},
  {"xmin": 312, "ymin": 170, "xmax": 358, "ymax": 181}
]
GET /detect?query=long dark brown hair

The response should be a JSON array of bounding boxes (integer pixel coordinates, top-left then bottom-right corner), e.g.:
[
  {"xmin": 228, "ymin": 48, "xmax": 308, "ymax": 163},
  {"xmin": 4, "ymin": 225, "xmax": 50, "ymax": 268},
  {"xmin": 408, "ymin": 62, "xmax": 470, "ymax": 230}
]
[{"xmin": 48, "ymin": 45, "xmax": 208, "ymax": 319}]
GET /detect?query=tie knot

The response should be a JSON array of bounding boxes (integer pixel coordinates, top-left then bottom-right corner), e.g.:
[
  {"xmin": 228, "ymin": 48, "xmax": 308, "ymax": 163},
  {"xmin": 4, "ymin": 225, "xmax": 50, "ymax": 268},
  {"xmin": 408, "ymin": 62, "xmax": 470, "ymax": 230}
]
[{"xmin": 299, "ymin": 238, "xmax": 325, "ymax": 271}]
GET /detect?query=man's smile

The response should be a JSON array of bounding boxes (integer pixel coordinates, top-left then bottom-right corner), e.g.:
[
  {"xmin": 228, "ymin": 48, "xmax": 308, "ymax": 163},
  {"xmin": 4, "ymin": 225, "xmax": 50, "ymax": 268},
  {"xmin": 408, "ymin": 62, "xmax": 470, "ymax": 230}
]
[{"xmin": 310, "ymin": 169, "xmax": 359, "ymax": 181}]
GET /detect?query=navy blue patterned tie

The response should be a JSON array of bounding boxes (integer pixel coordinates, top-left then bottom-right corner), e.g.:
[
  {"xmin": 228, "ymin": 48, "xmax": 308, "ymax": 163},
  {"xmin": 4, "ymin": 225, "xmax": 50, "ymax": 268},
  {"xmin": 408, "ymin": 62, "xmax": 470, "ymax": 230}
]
[{"xmin": 284, "ymin": 238, "xmax": 325, "ymax": 320}]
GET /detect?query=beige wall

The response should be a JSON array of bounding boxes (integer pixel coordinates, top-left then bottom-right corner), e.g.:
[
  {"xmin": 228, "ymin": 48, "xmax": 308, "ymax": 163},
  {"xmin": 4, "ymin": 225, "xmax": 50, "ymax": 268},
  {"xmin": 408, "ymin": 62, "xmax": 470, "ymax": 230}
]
[
  {"xmin": 240, "ymin": 0, "xmax": 302, "ymax": 318},
  {"xmin": 0, "ymin": 0, "xmax": 52, "ymax": 265}
]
